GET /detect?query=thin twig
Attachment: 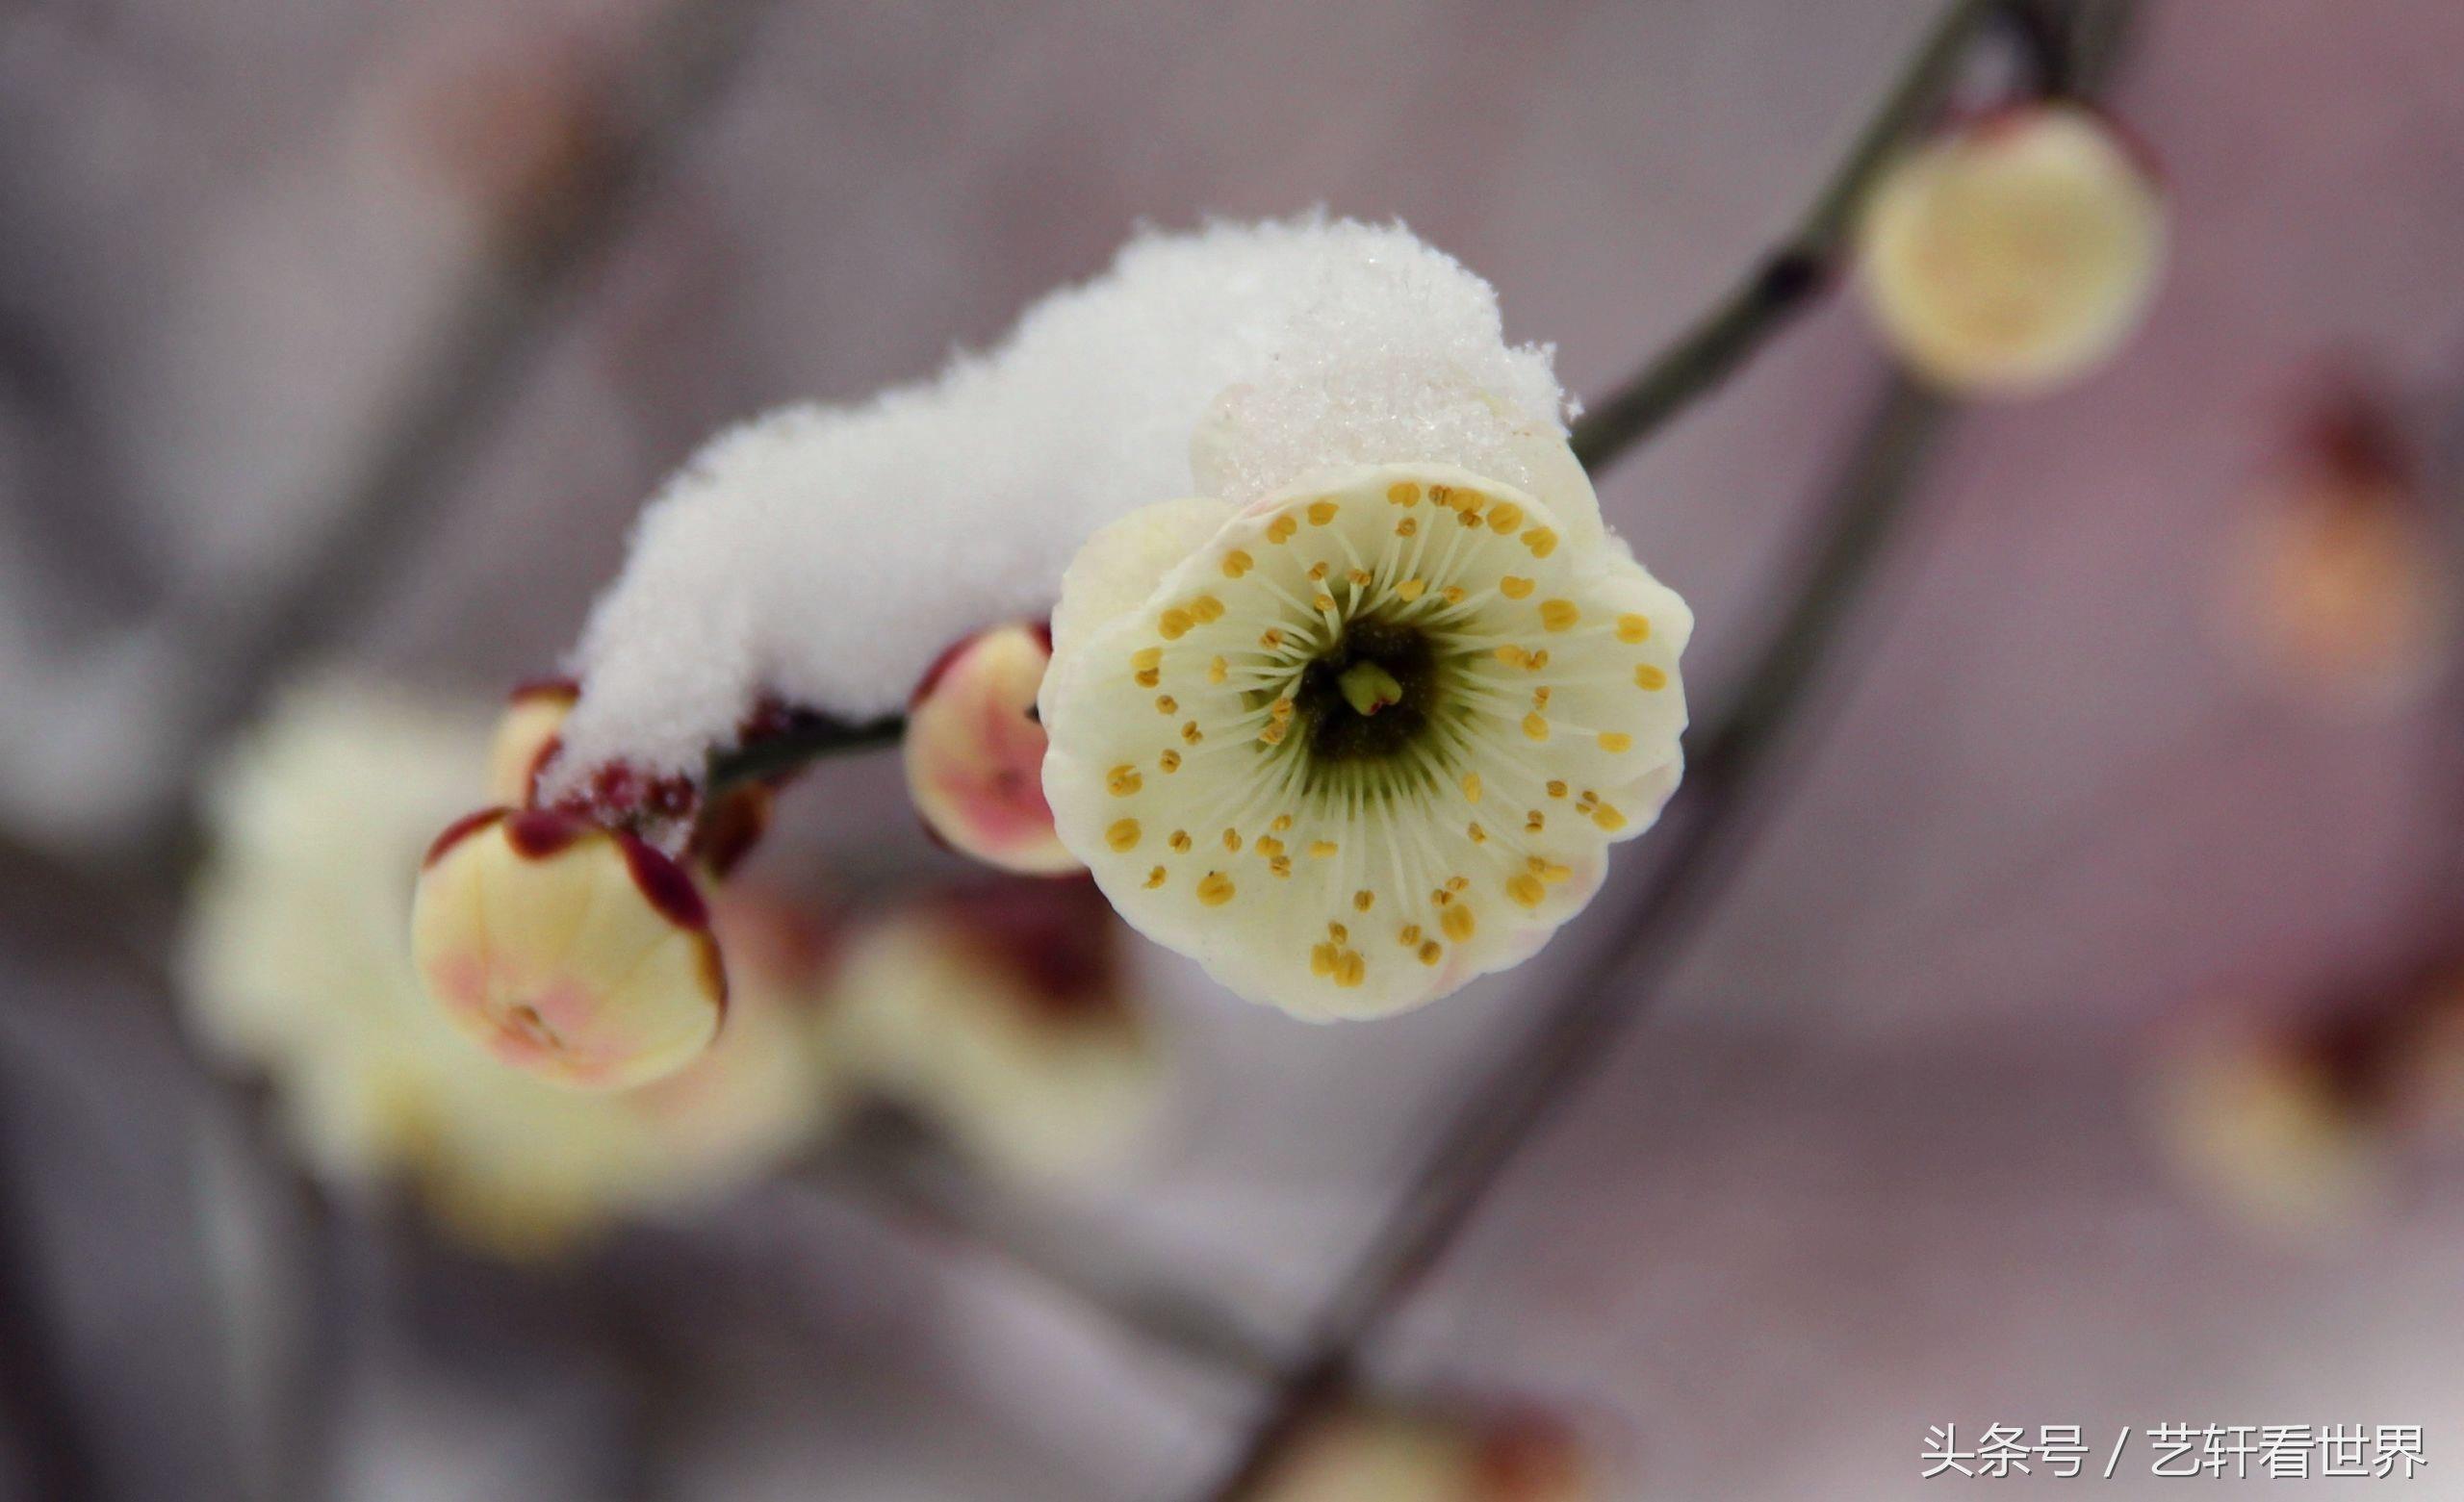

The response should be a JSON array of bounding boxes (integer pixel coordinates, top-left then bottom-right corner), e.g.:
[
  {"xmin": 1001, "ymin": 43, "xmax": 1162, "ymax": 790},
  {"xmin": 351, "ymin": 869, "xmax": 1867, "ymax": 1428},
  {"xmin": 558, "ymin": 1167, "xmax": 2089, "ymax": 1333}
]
[
  {"xmin": 1568, "ymin": 0, "xmax": 1992, "ymax": 471},
  {"xmin": 707, "ymin": 711, "xmax": 906, "ymax": 793}
]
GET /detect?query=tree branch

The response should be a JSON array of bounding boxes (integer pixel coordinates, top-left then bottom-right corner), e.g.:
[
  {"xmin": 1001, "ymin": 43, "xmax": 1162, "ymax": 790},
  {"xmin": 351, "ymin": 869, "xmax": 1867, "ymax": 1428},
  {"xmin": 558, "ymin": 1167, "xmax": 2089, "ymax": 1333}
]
[{"xmin": 1568, "ymin": 0, "xmax": 1992, "ymax": 471}]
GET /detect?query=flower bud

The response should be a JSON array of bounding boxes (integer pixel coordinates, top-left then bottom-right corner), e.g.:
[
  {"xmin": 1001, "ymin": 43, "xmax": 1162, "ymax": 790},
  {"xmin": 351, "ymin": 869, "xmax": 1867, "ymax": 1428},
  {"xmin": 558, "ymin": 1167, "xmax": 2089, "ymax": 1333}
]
[
  {"xmin": 826, "ymin": 879, "xmax": 1154, "ymax": 1179},
  {"xmin": 1251, "ymin": 1405, "xmax": 1591, "ymax": 1501},
  {"xmin": 2153, "ymin": 1011, "xmax": 2388, "ymax": 1240},
  {"xmin": 1857, "ymin": 103, "xmax": 2165, "ymax": 395},
  {"xmin": 412, "ymin": 807, "xmax": 725, "ymax": 1090},
  {"xmin": 904, "ymin": 623, "xmax": 1082, "ymax": 875},
  {"xmin": 485, "ymin": 677, "xmax": 579, "ymax": 804},
  {"xmin": 2213, "ymin": 390, "xmax": 2450, "ymax": 712}
]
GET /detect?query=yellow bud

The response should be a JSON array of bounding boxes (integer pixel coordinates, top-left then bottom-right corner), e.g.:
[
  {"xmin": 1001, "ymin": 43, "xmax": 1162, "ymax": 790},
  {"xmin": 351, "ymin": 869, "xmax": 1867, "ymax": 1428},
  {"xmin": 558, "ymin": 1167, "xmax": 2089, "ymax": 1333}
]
[
  {"xmin": 1858, "ymin": 103, "xmax": 2165, "ymax": 395},
  {"xmin": 412, "ymin": 809, "xmax": 726, "ymax": 1091}
]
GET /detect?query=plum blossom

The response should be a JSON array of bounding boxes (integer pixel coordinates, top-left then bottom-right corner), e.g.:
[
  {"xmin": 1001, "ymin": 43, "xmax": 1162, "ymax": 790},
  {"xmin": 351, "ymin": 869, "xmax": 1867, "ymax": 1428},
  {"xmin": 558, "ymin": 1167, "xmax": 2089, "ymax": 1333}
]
[{"xmin": 1040, "ymin": 458, "xmax": 1688, "ymax": 1020}]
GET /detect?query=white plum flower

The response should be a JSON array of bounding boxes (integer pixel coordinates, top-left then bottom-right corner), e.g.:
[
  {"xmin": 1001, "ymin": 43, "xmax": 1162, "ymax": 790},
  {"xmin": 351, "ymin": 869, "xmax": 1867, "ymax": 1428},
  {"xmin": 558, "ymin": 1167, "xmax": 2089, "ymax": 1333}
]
[
  {"xmin": 182, "ymin": 677, "xmax": 842, "ymax": 1258},
  {"xmin": 1040, "ymin": 458, "xmax": 1688, "ymax": 1020},
  {"xmin": 1857, "ymin": 102, "xmax": 2166, "ymax": 395}
]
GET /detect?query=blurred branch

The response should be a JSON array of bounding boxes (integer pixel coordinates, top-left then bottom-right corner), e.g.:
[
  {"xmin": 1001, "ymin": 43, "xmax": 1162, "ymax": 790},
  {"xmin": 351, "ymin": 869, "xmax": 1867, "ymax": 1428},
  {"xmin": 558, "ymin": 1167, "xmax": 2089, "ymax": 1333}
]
[
  {"xmin": 157, "ymin": 0, "xmax": 787, "ymax": 854},
  {"xmin": 0, "ymin": 1123, "xmax": 102, "ymax": 1502},
  {"xmin": 1567, "ymin": 0, "xmax": 1991, "ymax": 471},
  {"xmin": 811, "ymin": 1116, "xmax": 1284, "ymax": 1381}
]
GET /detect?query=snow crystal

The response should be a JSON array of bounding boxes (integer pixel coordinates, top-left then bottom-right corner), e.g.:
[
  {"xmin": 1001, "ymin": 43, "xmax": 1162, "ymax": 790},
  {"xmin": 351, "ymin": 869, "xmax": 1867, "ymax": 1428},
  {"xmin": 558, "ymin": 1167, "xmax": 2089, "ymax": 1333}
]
[{"xmin": 548, "ymin": 216, "xmax": 1574, "ymax": 791}]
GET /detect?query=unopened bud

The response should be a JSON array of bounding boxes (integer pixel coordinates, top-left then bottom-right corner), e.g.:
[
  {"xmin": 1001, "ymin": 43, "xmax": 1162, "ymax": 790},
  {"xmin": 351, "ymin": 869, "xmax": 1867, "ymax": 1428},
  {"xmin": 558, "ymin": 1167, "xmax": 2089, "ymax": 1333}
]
[
  {"xmin": 1857, "ymin": 103, "xmax": 2165, "ymax": 395},
  {"xmin": 412, "ymin": 807, "xmax": 725, "ymax": 1090},
  {"xmin": 904, "ymin": 623, "xmax": 1081, "ymax": 875},
  {"xmin": 2214, "ymin": 389, "xmax": 2450, "ymax": 712}
]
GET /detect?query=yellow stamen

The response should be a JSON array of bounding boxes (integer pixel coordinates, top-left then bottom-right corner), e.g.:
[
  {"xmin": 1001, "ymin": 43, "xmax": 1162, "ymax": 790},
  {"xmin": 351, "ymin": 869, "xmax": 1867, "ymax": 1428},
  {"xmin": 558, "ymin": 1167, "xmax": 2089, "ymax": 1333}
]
[
  {"xmin": 1222, "ymin": 549, "xmax": 1254, "ymax": 578},
  {"xmin": 1197, "ymin": 872, "xmax": 1236, "ymax": 906},
  {"xmin": 1617, "ymin": 614, "xmax": 1651, "ymax": 643},
  {"xmin": 1540, "ymin": 599, "xmax": 1579, "ymax": 632},
  {"xmin": 1499, "ymin": 576, "xmax": 1535, "ymax": 599},
  {"xmin": 1635, "ymin": 664, "xmax": 1668, "ymax": 691},
  {"xmin": 1506, "ymin": 873, "xmax": 1547, "ymax": 908},
  {"xmin": 1106, "ymin": 819, "xmax": 1141, "ymax": 852}
]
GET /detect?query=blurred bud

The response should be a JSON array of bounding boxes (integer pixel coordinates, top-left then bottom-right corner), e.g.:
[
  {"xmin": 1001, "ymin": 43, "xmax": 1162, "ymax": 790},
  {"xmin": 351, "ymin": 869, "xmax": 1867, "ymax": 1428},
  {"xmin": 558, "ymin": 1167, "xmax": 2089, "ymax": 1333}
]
[
  {"xmin": 485, "ymin": 677, "xmax": 578, "ymax": 804},
  {"xmin": 412, "ymin": 808, "xmax": 725, "ymax": 1090},
  {"xmin": 904, "ymin": 623, "xmax": 1082, "ymax": 875},
  {"xmin": 1249, "ymin": 1405, "xmax": 1591, "ymax": 1502},
  {"xmin": 2155, "ymin": 1018, "xmax": 2388, "ymax": 1240},
  {"xmin": 1857, "ymin": 102, "xmax": 2165, "ymax": 395},
  {"xmin": 2213, "ymin": 387, "xmax": 2451, "ymax": 713},
  {"xmin": 827, "ymin": 878, "xmax": 1155, "ymax": 1180}
]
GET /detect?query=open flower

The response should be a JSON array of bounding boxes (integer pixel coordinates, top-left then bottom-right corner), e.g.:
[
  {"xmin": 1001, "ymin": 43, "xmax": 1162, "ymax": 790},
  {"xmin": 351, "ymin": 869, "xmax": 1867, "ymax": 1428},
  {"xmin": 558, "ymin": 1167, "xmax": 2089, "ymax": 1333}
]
[
  {"xmin": 1857, "ymin": 102, "xmax": 2165, "ymax": 395},
  {"xmin": 182, "ymin": 677, "xmax": 842, "ymax": 1258},
  {"xmin": 1040, "ymin": 459, "xmax": 1689, "ymax": 1019},
  {"xmin": 904, "ymin": 623, "xmax": 1081, "ymax": 874},
  {"xmin": 826, "ymin": 879, "xmax": 1156, "ymax": 1179},
  {"xmin": 412, "ymin": 806, "xmax": 727, "ymax": 1090}
]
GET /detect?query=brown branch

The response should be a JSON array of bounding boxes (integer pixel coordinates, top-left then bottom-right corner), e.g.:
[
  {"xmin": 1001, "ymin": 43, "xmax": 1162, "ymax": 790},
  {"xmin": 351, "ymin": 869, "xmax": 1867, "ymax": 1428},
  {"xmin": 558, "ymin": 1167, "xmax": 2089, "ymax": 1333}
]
[{"xmin": 1568, "ymin": 0, "xmax": 1993, "ymax": 471}]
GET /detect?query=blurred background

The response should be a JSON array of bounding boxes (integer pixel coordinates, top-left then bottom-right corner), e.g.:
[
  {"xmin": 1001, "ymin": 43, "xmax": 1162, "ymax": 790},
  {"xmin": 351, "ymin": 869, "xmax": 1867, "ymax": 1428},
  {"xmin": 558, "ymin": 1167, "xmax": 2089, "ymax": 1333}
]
[{"xmin": 5, "ymin": 0, "xmax": 2464, "ymax": 1497}]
